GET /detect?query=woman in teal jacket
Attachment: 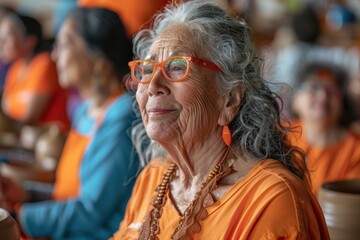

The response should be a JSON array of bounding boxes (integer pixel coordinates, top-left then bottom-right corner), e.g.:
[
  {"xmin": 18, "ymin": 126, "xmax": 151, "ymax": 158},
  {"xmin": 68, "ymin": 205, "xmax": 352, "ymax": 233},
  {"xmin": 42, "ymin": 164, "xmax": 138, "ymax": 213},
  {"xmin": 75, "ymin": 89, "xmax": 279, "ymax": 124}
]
[{"xmin": 0, "ymin": 8, "xmax": 139, "ymax": 239}]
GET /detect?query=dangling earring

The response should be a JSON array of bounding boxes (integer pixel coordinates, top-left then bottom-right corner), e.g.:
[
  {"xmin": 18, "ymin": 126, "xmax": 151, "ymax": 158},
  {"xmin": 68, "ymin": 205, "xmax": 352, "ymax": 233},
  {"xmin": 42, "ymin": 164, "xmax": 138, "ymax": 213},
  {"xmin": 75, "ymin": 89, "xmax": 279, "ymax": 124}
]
[{"xmin": 222, "ymin": 125, "xmax": 232, "ymax": 147}]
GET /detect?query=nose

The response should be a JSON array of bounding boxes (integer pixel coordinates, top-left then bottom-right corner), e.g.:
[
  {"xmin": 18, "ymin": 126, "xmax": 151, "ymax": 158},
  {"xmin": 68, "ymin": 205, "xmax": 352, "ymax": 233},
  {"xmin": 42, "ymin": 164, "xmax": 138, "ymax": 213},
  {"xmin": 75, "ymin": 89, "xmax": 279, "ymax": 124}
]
[
  {"xmin": 147, "ymin": 68, "xmax": 170, "ymax": 97},
  {"xmin": 315, "ymin": 86, "xmax": 334, "ymax": 103}
]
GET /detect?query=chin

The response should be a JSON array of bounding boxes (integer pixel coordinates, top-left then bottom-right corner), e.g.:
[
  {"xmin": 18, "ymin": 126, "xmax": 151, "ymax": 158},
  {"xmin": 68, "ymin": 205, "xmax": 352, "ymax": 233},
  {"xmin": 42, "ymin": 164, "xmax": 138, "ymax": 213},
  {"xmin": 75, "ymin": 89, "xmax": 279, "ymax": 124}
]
[
  {"xmin": 146, "ymin": 128, "xmax": 173, "ymax": 144},
  {"xmin": 58, "ymin": 75, "xmax": 72, "ymax": 89}
]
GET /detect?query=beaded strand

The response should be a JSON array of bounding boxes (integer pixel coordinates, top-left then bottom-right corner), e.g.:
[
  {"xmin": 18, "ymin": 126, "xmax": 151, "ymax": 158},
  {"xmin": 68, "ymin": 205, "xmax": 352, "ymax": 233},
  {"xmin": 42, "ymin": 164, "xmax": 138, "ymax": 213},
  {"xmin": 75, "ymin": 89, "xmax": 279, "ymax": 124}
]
[
  {"xmin": 148, "ymin": 163, "xmax": 177, "ymax": 239},
  {"xmin": 145, "ymin": 147, "xmax": 230, "ymax": 239}
]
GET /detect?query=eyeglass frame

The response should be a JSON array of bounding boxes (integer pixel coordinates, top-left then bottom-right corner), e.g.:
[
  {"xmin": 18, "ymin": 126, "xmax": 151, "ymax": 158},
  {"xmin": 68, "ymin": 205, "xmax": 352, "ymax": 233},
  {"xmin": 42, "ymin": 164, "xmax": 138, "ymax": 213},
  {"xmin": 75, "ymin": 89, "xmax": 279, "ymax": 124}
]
[{"xmin": 128, "ymin": 56, "xmax": 221, "ymax": 83}]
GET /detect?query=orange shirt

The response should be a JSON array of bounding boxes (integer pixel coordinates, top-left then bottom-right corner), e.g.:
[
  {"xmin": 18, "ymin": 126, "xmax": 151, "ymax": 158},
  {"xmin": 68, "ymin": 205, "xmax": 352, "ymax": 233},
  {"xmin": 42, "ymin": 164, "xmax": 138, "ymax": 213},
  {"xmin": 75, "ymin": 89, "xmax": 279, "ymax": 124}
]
[
  {"xmin": 3, "ymin": 52, "xmax": 70, "ymax": 130},
  {"xmin": 289, "ymin": 122, "xmax": 360, "ymax": 196},
  {"xmin": 78, "ymin": 0, "xmax": 169, "ymax": 37},
  {"xmin": 112, "ymin": 158, "xmax": 330, "ymax": 240}
]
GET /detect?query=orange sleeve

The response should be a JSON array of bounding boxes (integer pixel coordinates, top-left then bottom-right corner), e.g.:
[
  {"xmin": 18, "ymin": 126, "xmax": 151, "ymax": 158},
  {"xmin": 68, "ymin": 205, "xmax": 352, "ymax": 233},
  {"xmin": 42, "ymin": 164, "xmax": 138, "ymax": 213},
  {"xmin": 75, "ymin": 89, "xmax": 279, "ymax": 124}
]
[
  {"xmin": 346, "ymin": 133, "xmax": 360, "ymax": 179},
  {"xmin": 24, "ymin": 53, "xmax": 58, "ymax": 94},
  {"xmin": 225, "ymin": 181, "xmax": 329, "ymax": 240},
  {"xmin": 112, "ymin": 161, "xmax": 165, "ymax": 239}
]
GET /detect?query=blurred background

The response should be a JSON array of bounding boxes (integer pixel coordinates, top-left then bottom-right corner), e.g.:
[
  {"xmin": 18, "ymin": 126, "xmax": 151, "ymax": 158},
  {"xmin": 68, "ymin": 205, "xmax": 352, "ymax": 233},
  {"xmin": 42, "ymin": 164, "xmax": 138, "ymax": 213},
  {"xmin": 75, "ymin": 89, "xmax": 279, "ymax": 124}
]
[{"xmin": 1, "ymin": 1, "xmax": 360, "ymax": 239}]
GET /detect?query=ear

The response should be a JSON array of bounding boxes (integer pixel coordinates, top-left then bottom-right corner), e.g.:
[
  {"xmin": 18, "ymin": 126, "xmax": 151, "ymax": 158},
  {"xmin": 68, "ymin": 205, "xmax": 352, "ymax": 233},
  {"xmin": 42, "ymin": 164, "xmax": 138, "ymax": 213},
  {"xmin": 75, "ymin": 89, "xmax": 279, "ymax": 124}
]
[{"xmin": 218, "ymin": 87, "xmax": 244, "ymax": 126}]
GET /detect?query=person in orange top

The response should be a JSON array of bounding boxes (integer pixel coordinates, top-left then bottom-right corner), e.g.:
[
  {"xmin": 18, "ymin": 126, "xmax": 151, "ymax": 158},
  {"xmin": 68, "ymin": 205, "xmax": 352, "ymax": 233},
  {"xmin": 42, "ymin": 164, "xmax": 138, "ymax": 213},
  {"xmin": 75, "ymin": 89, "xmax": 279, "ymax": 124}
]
[
  {"xmin": 112, "ymin": 1, "xmax": 330, "ymax": 239},
  {"xmin": 290, "ymin": 62, "xmax": 360, "ymax": 196},
  {"xmin": 0, "ymin": 13, "xmax": 70, "ymax": 130},
  {"xmin": 78, "ymin": 0, "xmax": 170, "ymax": 37},
  {"xmin": 0, "ymin": 8, "xmax": 139, "ymax": 239}
]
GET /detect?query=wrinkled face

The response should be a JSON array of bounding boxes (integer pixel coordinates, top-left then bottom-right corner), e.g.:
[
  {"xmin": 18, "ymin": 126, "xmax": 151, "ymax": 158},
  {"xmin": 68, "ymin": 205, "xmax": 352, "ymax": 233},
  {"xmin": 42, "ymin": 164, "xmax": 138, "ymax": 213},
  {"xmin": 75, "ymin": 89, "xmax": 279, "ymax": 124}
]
[
  {"xmin": 0, "ymin": 16, "xmax": 25, "ymax": 63},
  {"xmin": 136, "ymin": 24, "xmax": 226, "ymax": 145},
  {"xmin": 293, "ymin": 73, "xmax": 342, "ymax": 127},
  {"xmin": 52, "ymin": 19, "xmax": 94, "ymax": 89}
]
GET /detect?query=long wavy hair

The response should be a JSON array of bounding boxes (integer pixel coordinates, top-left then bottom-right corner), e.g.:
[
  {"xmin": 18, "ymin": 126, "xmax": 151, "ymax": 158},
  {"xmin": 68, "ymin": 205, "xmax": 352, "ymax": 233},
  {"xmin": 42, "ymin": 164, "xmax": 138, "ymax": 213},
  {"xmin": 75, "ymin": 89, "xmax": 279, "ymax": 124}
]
[{"xmin": 132, "ymin": 0, "xmax": 307, "ymax": 180}]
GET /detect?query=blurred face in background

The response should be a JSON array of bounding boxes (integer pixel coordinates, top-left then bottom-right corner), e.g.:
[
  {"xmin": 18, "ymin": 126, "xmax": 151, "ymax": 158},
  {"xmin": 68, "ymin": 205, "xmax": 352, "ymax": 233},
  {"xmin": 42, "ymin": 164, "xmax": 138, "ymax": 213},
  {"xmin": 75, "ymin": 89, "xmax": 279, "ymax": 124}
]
[
  {"xmin": 0, "ymin": 16, "xmax": 25, "ymax": 63},
  {"xmin": 52, "ymin": 18, "xmax": 94, "ymax": 89},
  {"xmin": 293, "ymin": 72, "xmax": 343, "ymax": 128}
]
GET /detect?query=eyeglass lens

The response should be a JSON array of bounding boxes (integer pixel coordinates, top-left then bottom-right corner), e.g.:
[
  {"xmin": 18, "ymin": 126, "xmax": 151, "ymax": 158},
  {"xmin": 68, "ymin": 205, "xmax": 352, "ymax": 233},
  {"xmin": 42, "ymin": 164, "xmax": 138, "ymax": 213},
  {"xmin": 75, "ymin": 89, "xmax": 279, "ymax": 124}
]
[{"xmin": 134, "ymin": 57, "xmax": 188, "ymax": 82}]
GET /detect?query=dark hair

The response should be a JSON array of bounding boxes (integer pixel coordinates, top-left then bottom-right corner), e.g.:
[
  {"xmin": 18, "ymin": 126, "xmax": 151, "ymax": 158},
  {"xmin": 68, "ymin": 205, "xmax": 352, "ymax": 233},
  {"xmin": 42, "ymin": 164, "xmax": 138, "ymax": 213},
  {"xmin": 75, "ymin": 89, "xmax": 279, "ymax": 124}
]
[
  {"xmin": 7, "ymin": 13, "xmax": 43, "ymax": 54},
  {"xmin": 294, "ymin": 62, "xmax": 357, "ymax": 127},
  {"xmin": 68, "ymin": 7, "xmax": 133, "ymax": 81},
  {"xmin": 291, "ymin": 5, "xmax": 321, "ymax": 43}
]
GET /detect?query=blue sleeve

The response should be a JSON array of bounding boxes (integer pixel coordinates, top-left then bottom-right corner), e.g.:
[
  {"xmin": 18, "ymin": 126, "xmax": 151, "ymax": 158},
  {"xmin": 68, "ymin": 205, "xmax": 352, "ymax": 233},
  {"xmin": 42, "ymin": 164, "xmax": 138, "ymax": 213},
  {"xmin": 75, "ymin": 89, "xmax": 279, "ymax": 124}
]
[{"xmin": 19, "ymin": 95, "xmax": 140, "ymax": 240}]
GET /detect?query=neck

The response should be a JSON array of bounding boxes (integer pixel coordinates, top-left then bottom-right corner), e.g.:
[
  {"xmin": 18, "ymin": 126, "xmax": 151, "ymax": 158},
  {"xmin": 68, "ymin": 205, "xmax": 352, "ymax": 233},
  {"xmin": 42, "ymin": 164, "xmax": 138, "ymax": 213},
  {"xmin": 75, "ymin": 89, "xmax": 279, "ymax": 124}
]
[
  {"xmin": 302, "ymin": 121, "xmax": 346, "ymax": 147},
  {"xmin": 78, "ymin": 88, "xmax": 92, "ymax": 101},
  {"xmin": 161, "ymin": 129, "xmax": 227, "ymax": 188}
]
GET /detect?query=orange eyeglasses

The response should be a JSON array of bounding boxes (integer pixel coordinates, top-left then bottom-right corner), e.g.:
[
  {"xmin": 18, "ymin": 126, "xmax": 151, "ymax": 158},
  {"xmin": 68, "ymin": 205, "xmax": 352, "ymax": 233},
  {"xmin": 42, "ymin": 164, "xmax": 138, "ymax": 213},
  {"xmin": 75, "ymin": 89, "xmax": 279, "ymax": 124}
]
[{"xmin": 128, "ymin": 56, "xmax": 221, "ymax": 83}]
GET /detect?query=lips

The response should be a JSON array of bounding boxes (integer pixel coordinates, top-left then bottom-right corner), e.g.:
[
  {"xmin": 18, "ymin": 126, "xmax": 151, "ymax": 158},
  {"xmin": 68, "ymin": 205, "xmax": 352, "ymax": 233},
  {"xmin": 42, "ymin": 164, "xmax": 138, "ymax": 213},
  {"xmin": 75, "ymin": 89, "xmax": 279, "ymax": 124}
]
[{"xmin": 147, "ymin": 108, "xmax": 176, "ymax": 115}]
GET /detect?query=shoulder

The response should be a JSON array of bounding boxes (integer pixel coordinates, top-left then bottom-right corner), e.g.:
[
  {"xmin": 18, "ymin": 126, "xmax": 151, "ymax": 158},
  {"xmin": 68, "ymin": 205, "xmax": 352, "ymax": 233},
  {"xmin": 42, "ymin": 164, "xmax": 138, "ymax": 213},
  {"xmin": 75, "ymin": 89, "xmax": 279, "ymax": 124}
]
[
  {"xmin": 29, "ymin": 52, "xmax": 53, "ymax": 66},
  {"xmin": 229, "ymin": 160, "xmax": 328, "ymax": 239},
  {"xmin": 129, "ymin": 157, "xmax": 171, "ymax": 198},
  {"xmin": 342, "ymin": 130, "xmax": 360, "ymax": 162},
  {"xmin": 136, "ymin": 158, "xmax": 168, "ymax": 184},
  {"xmin": 105, "ymin": 93, "xmax": 136, "ymax": 122},
  {"xmin": 124, "ymin": 158, "xmax": 168, "ymax": 212},
  {"xmin": 254, "ymin": 160, "xmax": 308, "ymax": 196},
  {"xmin": 71, "ymin": 101, "xmax": 91, "ymax": 131},
  {"xmin": 337, "ymin": 131, "xmax": 360, "ymax": 156},
  {"xmin": 239, "ymin": 159, "xmax": 312, "ymax": 216},
  {"xmin": 28, "ymin": 52, "xmax": 57, "ymax": 78},
  {"xmin": 72, "ymin": 101, "xmax": 90, "ymax": 123}
]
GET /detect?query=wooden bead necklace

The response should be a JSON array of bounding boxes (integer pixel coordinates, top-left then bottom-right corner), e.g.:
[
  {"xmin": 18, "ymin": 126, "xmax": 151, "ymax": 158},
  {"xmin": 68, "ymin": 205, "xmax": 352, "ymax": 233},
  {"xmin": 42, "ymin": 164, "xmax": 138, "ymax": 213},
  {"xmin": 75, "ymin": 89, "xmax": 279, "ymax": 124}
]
[{"xmin": 143, "ymin": 147, "xmax": 230, "ymax": 240}]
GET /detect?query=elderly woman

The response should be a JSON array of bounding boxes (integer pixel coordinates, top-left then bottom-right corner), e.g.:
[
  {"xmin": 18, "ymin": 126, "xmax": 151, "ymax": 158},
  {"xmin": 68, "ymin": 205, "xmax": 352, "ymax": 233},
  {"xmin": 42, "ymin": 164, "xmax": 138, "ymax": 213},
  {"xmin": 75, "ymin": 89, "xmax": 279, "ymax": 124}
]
[
  {"xmin": 112, "ymin": 1, "xmax": 330, "ymax": 239},
  {"xmin": 290, "ymin": 62, "xmax": 360, "ymax": 196},
  {"xmin": 0, "ymin": 8, "xmax": 139, "ymax": 239}
]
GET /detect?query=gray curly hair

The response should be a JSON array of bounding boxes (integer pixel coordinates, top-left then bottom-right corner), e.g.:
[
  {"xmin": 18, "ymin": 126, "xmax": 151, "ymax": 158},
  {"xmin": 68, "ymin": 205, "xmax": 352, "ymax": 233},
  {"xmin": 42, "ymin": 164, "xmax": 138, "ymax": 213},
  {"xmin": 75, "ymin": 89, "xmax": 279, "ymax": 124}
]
[{"xmin": 132, "ymin": 0, "xmax": 306, "ymax": 179}]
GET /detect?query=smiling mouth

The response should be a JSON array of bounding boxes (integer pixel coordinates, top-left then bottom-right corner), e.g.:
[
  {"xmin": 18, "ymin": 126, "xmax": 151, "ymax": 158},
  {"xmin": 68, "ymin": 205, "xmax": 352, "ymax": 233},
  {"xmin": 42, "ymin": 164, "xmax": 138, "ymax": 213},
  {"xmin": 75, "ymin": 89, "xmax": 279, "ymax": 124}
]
[{"xmin": 147, "ymin": 108, "xmax": 176, "ymax": 115}]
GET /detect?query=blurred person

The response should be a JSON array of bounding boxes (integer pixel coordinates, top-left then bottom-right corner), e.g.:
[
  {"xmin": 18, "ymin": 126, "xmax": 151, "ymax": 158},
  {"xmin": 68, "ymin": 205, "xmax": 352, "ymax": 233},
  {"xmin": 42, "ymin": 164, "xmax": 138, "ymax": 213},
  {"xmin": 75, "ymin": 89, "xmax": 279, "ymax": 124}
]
[
  {"xmin": 290, "ymin": 62, "xmax": 360, "ymax": 196},
  {"xmin": 0, "ymin": 5, "xmax": 13, "ymax": 91},
  {"xmin": 0, "ymin": 12, "xmax": 70, "ymax": 130},
  {"xmin": 272, "ymin": 4, "xmax": 322, "ymax": 118},
  {"xmin": 0, "ymin": 7, "xmax": 139, "ymax": 240},
  {"xmin": 349, "ymin": 69, "xmax": 360, "ymax": 133},
  {"xmin": 223, "ymin": 0, "xmax": 254, "ymax": 19},
  {"xmin": 112, "ymin": 1, "xmax": 329, "ymax": 239},
  {"xmin": 78, "ymin": 0, "xmax": 170, "ymax": 37}
]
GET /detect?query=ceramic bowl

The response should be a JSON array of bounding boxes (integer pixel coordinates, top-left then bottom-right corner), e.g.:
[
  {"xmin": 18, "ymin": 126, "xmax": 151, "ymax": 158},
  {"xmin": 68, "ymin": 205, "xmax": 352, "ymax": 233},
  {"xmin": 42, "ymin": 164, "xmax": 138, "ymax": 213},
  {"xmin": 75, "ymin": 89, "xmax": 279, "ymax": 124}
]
[
  {"xmin": 0, "ymin": 208, "xmax": 20, "ymax": 240},
  {"xmin": 318, "ymin": 179, "xmax": 360, "ymax": 240}
]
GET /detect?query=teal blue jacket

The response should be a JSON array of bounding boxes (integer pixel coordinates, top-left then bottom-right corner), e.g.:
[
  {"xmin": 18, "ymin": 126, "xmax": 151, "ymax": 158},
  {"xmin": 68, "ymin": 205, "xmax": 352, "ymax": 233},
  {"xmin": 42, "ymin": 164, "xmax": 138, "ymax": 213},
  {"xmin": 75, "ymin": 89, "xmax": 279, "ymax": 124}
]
[{"xmin": 19, "ymin": 93, "xmax": 139, "ymax": 240}]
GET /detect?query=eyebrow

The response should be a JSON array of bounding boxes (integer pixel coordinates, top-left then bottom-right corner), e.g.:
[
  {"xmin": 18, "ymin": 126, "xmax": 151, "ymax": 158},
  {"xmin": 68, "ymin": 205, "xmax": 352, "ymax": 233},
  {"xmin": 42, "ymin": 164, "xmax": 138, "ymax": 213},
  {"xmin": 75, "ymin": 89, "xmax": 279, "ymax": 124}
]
[{"xmin": 145, "ymin": 51, "xmax": 190, "ymax": 61}]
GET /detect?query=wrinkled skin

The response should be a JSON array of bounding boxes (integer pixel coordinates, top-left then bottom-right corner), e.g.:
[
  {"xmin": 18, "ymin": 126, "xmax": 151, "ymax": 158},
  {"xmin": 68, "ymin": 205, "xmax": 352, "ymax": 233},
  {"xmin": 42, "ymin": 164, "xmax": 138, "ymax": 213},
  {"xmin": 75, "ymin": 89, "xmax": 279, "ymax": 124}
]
[{"xmin": 135, "ymin": 24, "xmax": 244, "ymax": 212}]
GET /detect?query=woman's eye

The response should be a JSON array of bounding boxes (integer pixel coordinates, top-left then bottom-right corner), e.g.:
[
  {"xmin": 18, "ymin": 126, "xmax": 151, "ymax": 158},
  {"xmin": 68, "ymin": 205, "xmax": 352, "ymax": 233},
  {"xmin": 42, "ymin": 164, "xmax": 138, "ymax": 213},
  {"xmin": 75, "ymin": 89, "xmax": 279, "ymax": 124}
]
[
  {"xmin": 167, "ymin": 59, "xmax": 187, "ymax": 72},
  {"xmin": 142, "ymin": 65, "xmax": 154, "ymax": 75}
]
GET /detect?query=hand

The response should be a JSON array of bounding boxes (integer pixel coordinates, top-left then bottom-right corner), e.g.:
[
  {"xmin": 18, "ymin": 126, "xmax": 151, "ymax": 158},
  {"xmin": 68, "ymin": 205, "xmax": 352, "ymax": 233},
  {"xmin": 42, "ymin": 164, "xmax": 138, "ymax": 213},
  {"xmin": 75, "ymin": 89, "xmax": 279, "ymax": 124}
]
[{"xmin": 0, "ymin": 175, "xmax": 28, "ymax": 208}]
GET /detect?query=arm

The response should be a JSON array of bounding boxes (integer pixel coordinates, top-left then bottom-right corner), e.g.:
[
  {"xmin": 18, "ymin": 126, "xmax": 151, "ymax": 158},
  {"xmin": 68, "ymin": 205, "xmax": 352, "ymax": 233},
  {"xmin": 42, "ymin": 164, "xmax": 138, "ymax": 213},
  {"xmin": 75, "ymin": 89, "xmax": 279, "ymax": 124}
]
[{"xmin": 19, "ymin": 101, "xmax": 139, "ymax": 239}]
